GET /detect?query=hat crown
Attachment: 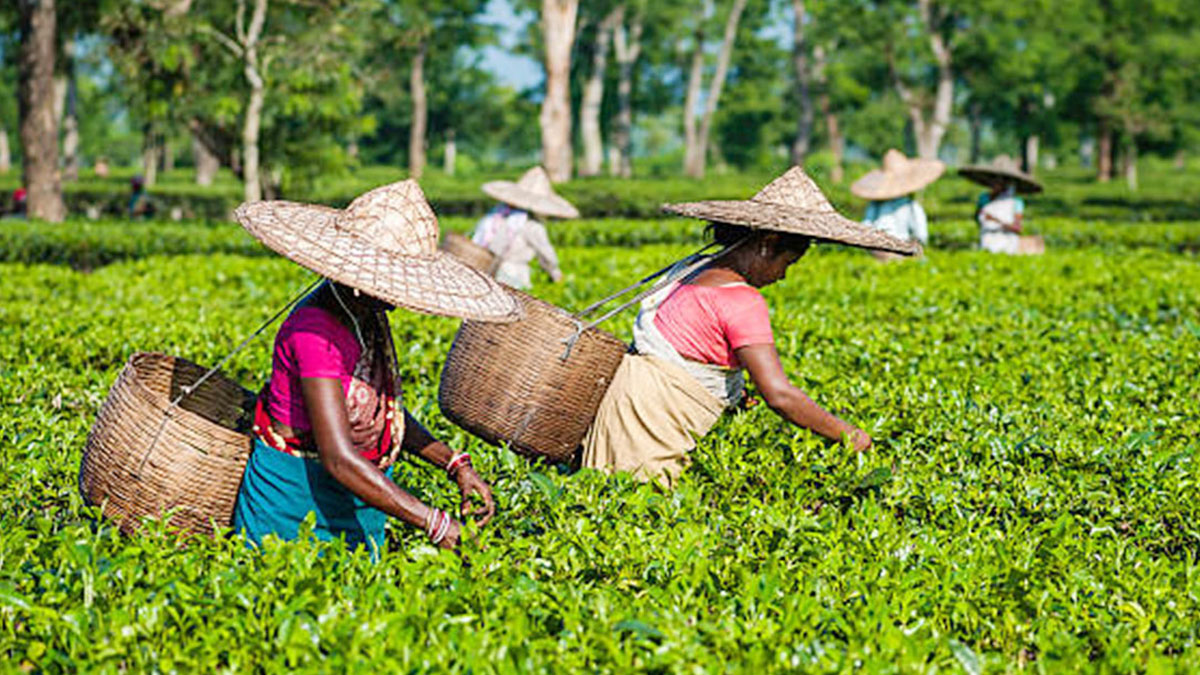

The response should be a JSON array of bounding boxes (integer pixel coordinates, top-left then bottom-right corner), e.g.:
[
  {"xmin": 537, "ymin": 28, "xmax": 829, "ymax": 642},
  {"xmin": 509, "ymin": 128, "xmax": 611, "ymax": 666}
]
[
  {"xmin": 336, "ymin": 180, "xmax": 438, "ymax": 256},
  {"xmin": 515, "ymin": 166, "xmax": 554, "ymax": 197},
  {"xmin": 752, "ymin": 166, "xmax": 835, "ymax": 213},
  {"xmin": 882, "ymin": 149, "xmax": 909, "ymax": 173}
]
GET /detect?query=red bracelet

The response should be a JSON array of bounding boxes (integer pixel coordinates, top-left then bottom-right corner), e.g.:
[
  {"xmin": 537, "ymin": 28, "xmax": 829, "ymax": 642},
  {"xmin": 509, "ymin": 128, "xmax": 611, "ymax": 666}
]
[{"xmin": 445, "ymin": 452, "xmax": 471, "ymax": 478}]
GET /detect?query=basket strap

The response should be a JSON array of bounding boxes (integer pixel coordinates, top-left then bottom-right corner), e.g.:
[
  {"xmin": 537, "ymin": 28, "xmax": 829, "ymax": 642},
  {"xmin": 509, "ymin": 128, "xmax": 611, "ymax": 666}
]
[
  {"xmin": 136, "ymin": 276, "xmax": 323, "ymax": 476},
  {"xmin": 559, "ymin": 237, "xmax": 750, "ymax": 361},
  {"xmin": 572, "ymin": 241, "xmax": 719, "ymax": 320}
]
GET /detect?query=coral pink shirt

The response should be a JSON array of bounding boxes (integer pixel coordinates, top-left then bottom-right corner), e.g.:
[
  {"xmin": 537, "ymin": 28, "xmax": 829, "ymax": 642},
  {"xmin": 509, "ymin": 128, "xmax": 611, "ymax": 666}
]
[
  {"xmin": 266, "ymin": 306, "xmax": 361, "ymax": 431},
  {"xmin": 653, "ymin": 283, "xmax": 775, "ymax": 368}
]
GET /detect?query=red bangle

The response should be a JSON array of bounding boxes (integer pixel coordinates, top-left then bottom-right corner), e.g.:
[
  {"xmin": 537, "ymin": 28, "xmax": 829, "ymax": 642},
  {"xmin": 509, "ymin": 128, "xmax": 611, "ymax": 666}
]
[{"xmin": 445, "ymin": 452, "xmax": 471, "ymax": 478}]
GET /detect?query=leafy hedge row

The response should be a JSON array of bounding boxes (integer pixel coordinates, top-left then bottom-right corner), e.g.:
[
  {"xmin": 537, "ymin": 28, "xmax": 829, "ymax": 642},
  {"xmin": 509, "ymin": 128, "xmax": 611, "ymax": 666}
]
[
  {"xmin": 2, "ymin": 216, "xmax": 1197, "ymax": 271},
  {"xmin": 2, "ymin": 244, "xmax": 1199, "ymax": 670},
  {"xmin": 3, "ymin": 163, "xmax": 1197, "ymax": 221}
]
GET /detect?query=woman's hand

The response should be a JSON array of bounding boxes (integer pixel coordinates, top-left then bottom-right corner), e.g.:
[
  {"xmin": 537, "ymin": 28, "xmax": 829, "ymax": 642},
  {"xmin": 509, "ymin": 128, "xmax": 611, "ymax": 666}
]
[
  {"xmin": 438, "ymin": 519, "xmax": 461, "ymax": 550},
  {"xmin": 455, "ymin": 465, "xmax": 496, "ymax": 526},
  {"xmin": 847, "ymin": 427, "xmax": 873, "ymax": 452}
]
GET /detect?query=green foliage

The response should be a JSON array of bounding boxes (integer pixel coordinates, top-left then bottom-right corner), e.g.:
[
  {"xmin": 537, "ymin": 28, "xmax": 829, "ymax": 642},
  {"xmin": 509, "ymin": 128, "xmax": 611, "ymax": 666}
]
[
  {"xmin": 2, "ymin": 214, "xmax": 1200, "ymax": 669},
  {"xmin": 3, "ymin": 162, "xmax": 1199, "ymax": 224}
]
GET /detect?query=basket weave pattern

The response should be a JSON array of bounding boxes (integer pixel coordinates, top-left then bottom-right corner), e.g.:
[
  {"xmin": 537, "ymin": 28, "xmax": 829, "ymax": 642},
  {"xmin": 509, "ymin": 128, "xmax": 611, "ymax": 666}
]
[
  {"xmin": 440, "ymin": 232, "xmax": 497, "ymax": 274},
  {"xmin": 80, "ymin": 353, "xmax": 255, "ymax": 536},
  {"xmin": 439, "ymin": 291, "xmax": 628, "ymax": 462}
]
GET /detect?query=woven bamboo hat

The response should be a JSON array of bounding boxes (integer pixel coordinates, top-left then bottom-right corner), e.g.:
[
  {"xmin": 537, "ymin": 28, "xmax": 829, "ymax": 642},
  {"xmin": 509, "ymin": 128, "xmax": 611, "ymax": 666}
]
[
  {"xmin": 482, "ymin": 167, "xmax": 580, "ymax": 219},
  {"xmin": 662, "ymin": 166, "xmax": 921, "ymax": 256},
  {"xmin": 234, "ymin": 180, "xmax": 522, "ymax": 322},
  {"xmin": 850, "ymin": 149, "xmax": 945, "ymax": 201},
  {"xmin": 958, "ymin": 155, "xmax": 1043, "ymax": 194}
]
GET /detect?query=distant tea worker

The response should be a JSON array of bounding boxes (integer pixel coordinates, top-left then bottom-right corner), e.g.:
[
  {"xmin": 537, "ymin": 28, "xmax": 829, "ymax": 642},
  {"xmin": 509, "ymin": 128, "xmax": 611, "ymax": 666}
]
[
  {"xmin": 851, "ymin": 149, "xmax": 945, "ymax": 260},
  {"xmin": 960, "ymin": 155, "xmax": 1045, "ymax": 255},
  {"xmin": 472, "ymin": 166, "xmax": 579, "ymax": 289}
]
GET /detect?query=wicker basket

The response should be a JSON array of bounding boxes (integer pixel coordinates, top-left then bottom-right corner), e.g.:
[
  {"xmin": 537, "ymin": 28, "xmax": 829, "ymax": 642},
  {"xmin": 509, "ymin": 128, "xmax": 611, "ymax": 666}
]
[
  {"xmin": 440, "ymin": 232, "xmax": 496, "ymax": 274},
  {"xmin": 1018, "ymin": 235, "xmax": 1045, "ymax": 255},
  {"xmin": 80, "ymin": 352, "xmax": 255, "ymax": 536},
  {"xmin": 439, "ymin": 291, "xmax": 629, "ymax": 462}
]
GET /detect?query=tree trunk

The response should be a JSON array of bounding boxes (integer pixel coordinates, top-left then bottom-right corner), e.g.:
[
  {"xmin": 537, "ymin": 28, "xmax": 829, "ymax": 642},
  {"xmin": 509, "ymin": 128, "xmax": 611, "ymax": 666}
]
[
  {"xmin": 540, "ymin": 0, "xmax": 579, "ymax": 183},
  {"xmin": 192, "ymin": 130, "xmax": 220, "ymax": 185},
  {"xmin": 240, "ymin": 0, "xmax": 269, "ymax": 203},
  {"xmin": 408, "ymin": 39, "xmax": 428, "ymax": 179},
  {"xmin": 688, "ymin": 0, "xmax": 748, "ymax": 179},
  {"xmin": 162, "ymin": 135, "xmax": 175, "ymax": 172},
  {"xmin": 968, "ymin": 102, "xmax": 982, "ymax": 164},
  {"xmin": 814, "ymin": 44, "xmax": 842, "ymax": 183},
  {"xmin": 580, "ymin": 8, "xmax": 618, "ymax": 177},
  {"xmin": 1023, "ymin": 134, "xmax": 1039, "ymax": 175},
  {"xmin": 825, "ymin": 106, "xmax": 844, "ymax": 184},
  {"xmin": 1097, "ymin": 119, "xmax": 1112, "ymax": 182},
  {"xmin": 1123, "ymin": 138, "xmax": 1137, "ymax": 191},
  {"xmin": 790, "ymin": 0, "xmax": 813, "ymax": 165},
  {"xmin": 681, "ymin": 26, "xmax": 704, "ymax": 175},
  {"xmin": 141, "ymin": 126, "xmax": 160, "ymax": 186},
  {"xmin": 443, "ymin": 128, "xmax": 457, "ymax": 176},
  {"xmin": 242, "ymin": 73, "xmax": 264, "ymax": 202},
  {"xmin": 0, "ymin": 127, "xmax": 10, "ymax": 174},
  {"xmin": 891, "ymin": 0, "xmax": 953, "ymax": 160},
  {"xmin": 611, "ymin": 7, "xmax": 641, "ymax": 178},
  {"xmin": 18, "ymin": 0, "xmax": 66, "ymax": 221},
  {"xmin": 1174, "ymin": 149, "xmax": 1185, "ymax": 170},
  {"xmin": 62, "ymin": 39, "xmax": 80, "ymax": 182}
]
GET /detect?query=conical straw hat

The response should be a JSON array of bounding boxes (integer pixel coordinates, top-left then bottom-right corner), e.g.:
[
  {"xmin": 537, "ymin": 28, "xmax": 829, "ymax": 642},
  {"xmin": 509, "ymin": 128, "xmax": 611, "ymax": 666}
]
[
  {"xmin": 662, "ymin": 166, "xmax": 921, "ymax": 255},
  {"xmin": 850, "ymin": 149, "xmax": 945, "ymax": 200},
  {"xmin": 234, "ymin": 180, "xmax": 522, "ymax": 322},
  {"xmin": 958, "ymin": 155, "xmax": 1042, "ymax": 194},
  {"xmin": 482, "ymin": 167, "xmax": 580, "ymax": 219}
]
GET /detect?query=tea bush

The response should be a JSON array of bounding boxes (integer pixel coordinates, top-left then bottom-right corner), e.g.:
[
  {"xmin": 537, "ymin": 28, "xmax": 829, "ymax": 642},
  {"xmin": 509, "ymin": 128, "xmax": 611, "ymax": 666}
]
[
  {"xmin": 4, "ymin": 216, "xmax": 1200, "ymax": 272},
  {"xmin": 3, "ymin": 160, "xmax": 1197, "ymax": 222},
  {"xmin": 2, "ymin": 233, "xmax": 1199, "ymax": 671}
]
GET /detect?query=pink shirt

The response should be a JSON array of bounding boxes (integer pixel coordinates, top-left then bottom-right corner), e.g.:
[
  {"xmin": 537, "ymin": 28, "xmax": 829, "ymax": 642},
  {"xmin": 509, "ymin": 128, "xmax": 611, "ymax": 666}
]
[
  {"xmin": 653, "ymin": 283, "xmax": 775, "ymax": 368},
  {"xmin": 266, "ymin": 306, "xmax": 361, "ymax": 431}
]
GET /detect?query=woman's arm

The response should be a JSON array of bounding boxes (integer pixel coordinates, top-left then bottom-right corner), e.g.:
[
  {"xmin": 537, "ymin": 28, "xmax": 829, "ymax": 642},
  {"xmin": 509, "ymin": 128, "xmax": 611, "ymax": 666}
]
[
  {"xmin": 1006, "ymin": 212, "xmax": 1024, "ymax": 233},
  {"xmin": 401, "ymin": 410, "xmax": 495, "ymax": 525},
  {"xmin": 525, "ymin": 223, "xmax": 564, "ymax": 282},
  {"xmin": 301, "ymin": 377, "xmax": 461, "ymax": 547},
  {"xmin": 736, "ymin": 344, "xmax": 872, "ymax": 451}
]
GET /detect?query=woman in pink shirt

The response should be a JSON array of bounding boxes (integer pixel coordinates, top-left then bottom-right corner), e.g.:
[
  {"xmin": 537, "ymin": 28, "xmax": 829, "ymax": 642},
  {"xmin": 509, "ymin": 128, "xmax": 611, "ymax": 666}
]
[
  {"xmin": 232, "ymin": 180, "xmax": 521, "ymax": 553},
  {"xmin": 582, "ymin": 167, "xmax": 919, "ymax": 486}
]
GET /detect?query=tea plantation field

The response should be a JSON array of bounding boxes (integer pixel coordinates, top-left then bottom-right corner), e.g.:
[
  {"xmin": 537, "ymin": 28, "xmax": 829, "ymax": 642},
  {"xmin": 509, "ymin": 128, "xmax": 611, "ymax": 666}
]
[{"xmin": 2, "ymin": 218, "xmax": 1200, "ymax": 671}]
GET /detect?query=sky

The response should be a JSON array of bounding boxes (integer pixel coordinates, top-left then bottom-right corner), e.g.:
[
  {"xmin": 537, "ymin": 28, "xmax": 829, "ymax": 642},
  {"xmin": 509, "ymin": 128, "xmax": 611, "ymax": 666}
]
[{"xmin": 478, "ymin": 0, "xmax": 543, "ymax": 92}]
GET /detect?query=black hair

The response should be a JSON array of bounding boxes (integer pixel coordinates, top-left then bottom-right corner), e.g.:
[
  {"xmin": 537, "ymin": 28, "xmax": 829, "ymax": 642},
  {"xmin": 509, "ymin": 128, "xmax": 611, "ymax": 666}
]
[{"xmin": 706, "ymin": 221, "xmax": 812, "ymax": 253}]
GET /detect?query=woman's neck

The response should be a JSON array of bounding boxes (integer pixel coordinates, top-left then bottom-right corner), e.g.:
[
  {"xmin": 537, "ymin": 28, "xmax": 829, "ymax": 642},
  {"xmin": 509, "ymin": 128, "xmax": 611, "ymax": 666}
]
[{"xmin": 689, "ymin": 263, "xmax": 747, "ymax": 287}]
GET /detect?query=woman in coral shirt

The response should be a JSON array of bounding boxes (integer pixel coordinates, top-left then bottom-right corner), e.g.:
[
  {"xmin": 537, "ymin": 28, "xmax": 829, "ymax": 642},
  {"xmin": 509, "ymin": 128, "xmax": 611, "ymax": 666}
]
[{"xmin": 582, "ymin": 167, "xmax": 919, "ymax": 487}]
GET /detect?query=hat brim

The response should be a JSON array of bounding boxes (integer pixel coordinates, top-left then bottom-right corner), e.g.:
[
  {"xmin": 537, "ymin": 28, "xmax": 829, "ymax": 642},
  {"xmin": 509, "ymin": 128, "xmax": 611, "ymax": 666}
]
[
  {"xmin": 662, "ymin": 200, "xmax": 922, "ymax": 256},
  {"xmin": 235, "ymin": 201, "xmax": 522, "ymax": 322},
  {"xmin": 850, "ymin": 160, "xmax": 946, "ymax": 200},
  {"xmin": 482, "ymin": 181, "xmax": 580, "ymax": 219},
  {"xmin": 958, "ymin": 166, "xmax": 1042, "ymax": 194}
]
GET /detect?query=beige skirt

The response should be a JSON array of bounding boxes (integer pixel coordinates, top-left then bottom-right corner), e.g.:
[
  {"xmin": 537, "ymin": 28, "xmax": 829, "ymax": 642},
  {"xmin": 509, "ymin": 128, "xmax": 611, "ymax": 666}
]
[{"xmin": 580, "ymin": 353, "xmax": 725, "ymax": 489}]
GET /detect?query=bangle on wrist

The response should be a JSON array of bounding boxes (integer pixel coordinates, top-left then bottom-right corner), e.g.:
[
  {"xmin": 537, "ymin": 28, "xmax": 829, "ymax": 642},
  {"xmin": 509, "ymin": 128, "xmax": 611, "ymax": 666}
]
[
  {"xmin": 445, "ymin": 452, "xmax": 471, "ymax": 479},
  {"xmin": 425, "ymin": 507, "xmax": 451, "ymax": 545}
]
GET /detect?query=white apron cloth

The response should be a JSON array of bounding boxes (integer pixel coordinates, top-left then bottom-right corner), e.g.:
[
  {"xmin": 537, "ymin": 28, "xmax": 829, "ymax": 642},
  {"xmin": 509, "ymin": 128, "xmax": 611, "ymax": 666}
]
[{"xmin": 979, "ymin": 189, "xmax": 1021, "ymax": 254}]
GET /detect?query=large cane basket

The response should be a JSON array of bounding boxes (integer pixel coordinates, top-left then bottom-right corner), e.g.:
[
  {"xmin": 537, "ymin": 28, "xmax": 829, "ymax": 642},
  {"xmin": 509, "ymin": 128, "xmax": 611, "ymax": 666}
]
[
  {"xmin": 440, "ymin": 232, "xmax": 497, "ymax": 274},
  {"xmin": 439, "ymin": 291, "xmax": 628, "ymax": 462},
  {"xmin": 80, "ymin": 352, "xmax": 255, "ymax": 536}
]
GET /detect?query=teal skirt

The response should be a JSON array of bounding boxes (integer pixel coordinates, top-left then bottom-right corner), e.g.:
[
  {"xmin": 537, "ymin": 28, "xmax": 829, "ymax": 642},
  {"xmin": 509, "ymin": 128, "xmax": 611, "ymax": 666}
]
[{"xmin": 233, "ymin": 438, "xmax": 389, "ymax": 556}]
